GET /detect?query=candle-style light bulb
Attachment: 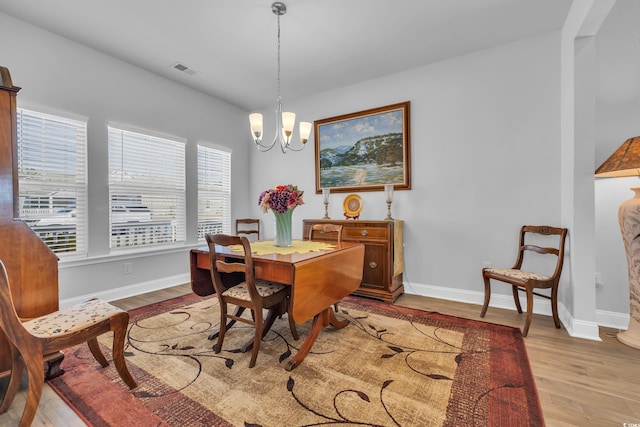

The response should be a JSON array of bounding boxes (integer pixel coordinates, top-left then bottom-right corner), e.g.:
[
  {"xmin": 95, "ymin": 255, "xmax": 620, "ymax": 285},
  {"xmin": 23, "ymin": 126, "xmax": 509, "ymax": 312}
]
[
  {"xmin": 384, "ymin": 184, "xmax": 394, "ymax": 220},
  {"xmin": 384, "ymin": 184, "xmax": 394, "ymax": 203},
  {"xmin": 322, "ymin": 188, "xmax": 330, "ymax": 219}
]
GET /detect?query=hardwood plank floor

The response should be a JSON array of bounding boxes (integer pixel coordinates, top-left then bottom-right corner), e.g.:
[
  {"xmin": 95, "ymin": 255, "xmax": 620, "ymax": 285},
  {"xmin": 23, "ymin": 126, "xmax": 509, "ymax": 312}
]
[
  {"xmin": 1, "ymin": 284, "xmax": 638, "ymax": 426},
  {"xmin": 395, "ymin": 293, "xmax": 640, "ymax": 427}
]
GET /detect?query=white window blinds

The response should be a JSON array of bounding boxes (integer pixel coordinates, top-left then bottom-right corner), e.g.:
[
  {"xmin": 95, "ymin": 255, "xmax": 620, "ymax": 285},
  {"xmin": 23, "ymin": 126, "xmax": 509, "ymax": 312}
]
[
  {"xmin": 108, "ymin": 126, "xmax": 186, "ymax": 249},
  {"xmin": 197, "ymin": 144, "xmax": 231, "ymax": 239},
  {"xmin": 17, "ymin": 108, "xmax": 88, "ymax": 256}
]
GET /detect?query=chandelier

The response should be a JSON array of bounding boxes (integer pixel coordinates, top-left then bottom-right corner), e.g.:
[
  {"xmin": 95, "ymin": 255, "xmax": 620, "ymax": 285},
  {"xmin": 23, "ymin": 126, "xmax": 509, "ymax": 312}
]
[{"xmin": 249, "ymin": 2, "xmax": 311, "ymax": 153}]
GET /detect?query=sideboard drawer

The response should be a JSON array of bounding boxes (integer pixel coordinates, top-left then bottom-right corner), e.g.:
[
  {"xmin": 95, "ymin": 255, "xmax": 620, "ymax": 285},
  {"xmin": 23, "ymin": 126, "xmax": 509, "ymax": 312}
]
[{"xmin": 343, "ymin": 226, "xmax": 388, "ymax": 241}]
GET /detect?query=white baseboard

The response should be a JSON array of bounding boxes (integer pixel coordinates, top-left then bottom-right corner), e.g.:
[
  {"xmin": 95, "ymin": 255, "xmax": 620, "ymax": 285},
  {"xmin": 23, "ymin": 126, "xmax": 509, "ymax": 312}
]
[
  {"xmin": 59, "ymin": 276, "xmax": 624, "ymax": 343},
  {"xmin": 595, "ymin": 309, "xmax": 629, "ymax": 330},
  {"xmin": 403, "ymin": 281, "xmax": 603, "ymax": 341},
  {"xmin": 558, "ymin": 303, "xmax": 602, "ymax": 341},
  {"xmin": 59, "ymin": 273, "xmax": 190, "ymax": 308},
  {"xmin": 403, "ymin": 281, "xmax": 554, "ymax": 314}
]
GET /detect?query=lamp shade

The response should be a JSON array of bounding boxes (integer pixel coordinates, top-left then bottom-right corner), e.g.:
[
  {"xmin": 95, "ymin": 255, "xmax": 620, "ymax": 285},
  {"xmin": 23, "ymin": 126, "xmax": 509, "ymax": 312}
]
[
  {"xmin": 595, "ymin": 136, "xmax": 640, "ymax": 178},
  {"xmin": 249, "ymin": 113, "xmax": 263, "ymax": 141},
  {"xmin": 299, "ymin": 122, "xmax": 311, "ymax": 143},
  {"xmin": 281, "ymin": 112, "xmax": 295, "ymax": 138}
]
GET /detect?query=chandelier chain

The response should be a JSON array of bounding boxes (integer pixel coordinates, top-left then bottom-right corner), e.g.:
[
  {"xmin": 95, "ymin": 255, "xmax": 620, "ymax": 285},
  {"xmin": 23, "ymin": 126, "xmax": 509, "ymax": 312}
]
[{"xmin": 276, "ymin": 12, "xmax": 281, "ymax": 104}]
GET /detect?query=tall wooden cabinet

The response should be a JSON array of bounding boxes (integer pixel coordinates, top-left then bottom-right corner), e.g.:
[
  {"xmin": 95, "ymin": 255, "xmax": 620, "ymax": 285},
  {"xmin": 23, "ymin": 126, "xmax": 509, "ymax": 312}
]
[
  {"xmin": 0, "ymin": 66, "xmax": 62, "ymax": 378},
  {"xmin": 303, "ymin": 219, "xmax": 404, "ymax": 303}
]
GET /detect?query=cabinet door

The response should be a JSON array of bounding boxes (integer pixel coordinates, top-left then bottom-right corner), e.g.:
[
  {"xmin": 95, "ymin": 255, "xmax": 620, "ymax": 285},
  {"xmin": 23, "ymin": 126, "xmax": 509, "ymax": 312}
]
[{"xmin": 362, "ymin": 243, "xmax": 386, "ymax": 289}]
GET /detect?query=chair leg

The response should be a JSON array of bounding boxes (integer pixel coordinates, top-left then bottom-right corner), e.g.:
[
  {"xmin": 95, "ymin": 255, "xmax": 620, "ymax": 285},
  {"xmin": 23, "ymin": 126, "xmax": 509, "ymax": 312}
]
[
  {"xmin": 277, "ymin": 300, "xmax": 285, "ymax": 319},
  {"xmin": 0, "ymin": 342, "xmax": 24, "ymax": 414},
  {"xmin": 20, "ymin": 351, "xmax": 45, "ymax": 427},
  {"xmin": 249, "ymin": 309, "xmax": 263, "ymax": 368},
  {"xmin": 261, "ymin": 307, "xmax": 279, "ymax": 339},
  {"xmin": 522, "ymin": 287, "xmax": 534, "ymax": 337},
  {"xmin": 214, "ymin": 304, "xmax": 228, "ymax": 353},
  {"xmin": 551, "ymin": 285, "xmax": 561, "ymax": 328},
  {"xmin": 288, "ymin": 309, "xmax": 298, "ymax": 341},
  {"xmin": 208, "ymin": 306, "xmax": 245, "ymax": 340},
  {"xmin": 87, "ymin": 337, "xmax": 109, "ymax": 367},
  {"xmin": 480, "ymin": 275, "xmax": 491, "ymax": 317},
  {"xmin": 111, "ymin": 316, "xmax": 138, "ymax": 389},
  {"xmin": 512, "ymin": 285, "xmax": 523, "ymax": 313},
  {"xmin": 285, "ymin": 293, "xmax": 298, "ymax": 340}
]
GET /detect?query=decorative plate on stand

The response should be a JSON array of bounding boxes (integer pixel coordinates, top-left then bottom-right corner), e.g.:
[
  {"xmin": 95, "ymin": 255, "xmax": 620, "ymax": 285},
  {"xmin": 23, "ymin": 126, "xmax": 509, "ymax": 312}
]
[{"xmin": 343, "ymin": 194, "xmax": 362, "ymax": 219}]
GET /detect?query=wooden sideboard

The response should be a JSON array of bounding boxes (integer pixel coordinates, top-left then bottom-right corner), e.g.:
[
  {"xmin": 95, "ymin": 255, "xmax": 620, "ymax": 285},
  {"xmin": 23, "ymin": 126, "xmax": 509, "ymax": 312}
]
[{"xmin": 303, "ymin": 219, "xmax": 404, "ymax": 303}]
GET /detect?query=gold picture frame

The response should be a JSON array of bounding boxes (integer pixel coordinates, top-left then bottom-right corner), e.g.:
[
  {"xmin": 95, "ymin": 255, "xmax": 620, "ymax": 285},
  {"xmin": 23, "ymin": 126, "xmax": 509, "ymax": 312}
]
[{"xmin": 314, "ymin": 101, "xmax": 411, "ymax": 194}]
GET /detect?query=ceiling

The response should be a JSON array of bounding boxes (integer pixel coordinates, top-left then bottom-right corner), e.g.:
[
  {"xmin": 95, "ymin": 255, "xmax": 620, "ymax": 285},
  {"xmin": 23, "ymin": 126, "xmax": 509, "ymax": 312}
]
[{"xmin": 0, "ymin": 0, "xmax": 572, "ymax": 111}]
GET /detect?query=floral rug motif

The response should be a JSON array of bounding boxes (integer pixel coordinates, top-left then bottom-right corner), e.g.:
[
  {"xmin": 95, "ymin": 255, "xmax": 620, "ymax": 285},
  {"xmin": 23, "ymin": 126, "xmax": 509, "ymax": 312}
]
[{"xmin": 48, "ymin": 294, "xmax": 543, "ymax": 426}]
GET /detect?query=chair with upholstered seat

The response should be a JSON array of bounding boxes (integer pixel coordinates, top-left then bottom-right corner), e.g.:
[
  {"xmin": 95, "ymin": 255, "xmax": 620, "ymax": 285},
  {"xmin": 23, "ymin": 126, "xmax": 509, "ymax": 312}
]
[
  {"xmin": 308, "ymin": 223, "xmax": 344, "ymax": 311},
  {"xmin": 235, "ymin": 218, "xmax": 260, "ymax": 241},
  {"xmin": 0, "ymin": 260, "xmax": 137, "ymax": 427},
  {"xmin": 206, "ymin": 233, "xmax": 298, "ymax": 367},
  {"xmin": 480, "ymin": 225, "xmax": 568, "ymax": 337}
]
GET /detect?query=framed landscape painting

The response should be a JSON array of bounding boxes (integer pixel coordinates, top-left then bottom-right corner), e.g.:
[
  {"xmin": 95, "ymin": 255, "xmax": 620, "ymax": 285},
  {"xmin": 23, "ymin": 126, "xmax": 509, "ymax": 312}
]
[{"xmin": 314, "ymin": 101, "xmax": 411, "ymax": 194}]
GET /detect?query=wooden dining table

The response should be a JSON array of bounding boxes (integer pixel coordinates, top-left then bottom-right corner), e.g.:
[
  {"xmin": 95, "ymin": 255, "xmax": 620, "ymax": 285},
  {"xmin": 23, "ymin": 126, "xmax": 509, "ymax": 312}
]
[{"xmin": 190, "ymin": 240, "xmax": 365, "ymax": 370}]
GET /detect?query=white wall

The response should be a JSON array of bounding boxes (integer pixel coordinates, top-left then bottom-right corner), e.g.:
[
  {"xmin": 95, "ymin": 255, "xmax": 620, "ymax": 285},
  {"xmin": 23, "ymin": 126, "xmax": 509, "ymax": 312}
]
[
  {"xmin": 594, "ymin": 0, "xmax": 640, "ymax": 328},
  {"xmin": 3, "ymin": 4, "xmax": 630, "ymax": 335},
  {"xmin": 0, "ymin": 12, "xmax": 251, "ymax": 303},
  {"xmin": 248, "ymin": 32, "xmax": 566, "ymax": 310}
]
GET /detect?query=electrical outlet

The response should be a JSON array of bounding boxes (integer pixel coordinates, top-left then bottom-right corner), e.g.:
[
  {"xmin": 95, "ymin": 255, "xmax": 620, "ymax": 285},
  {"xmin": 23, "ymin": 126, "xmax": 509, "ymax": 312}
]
[
  {"xmin": 483, "ymin": 261, "xmax": 492, "ymax": 269},
  {"xmin": 123, "ymin": 262, "xmax": 132, "ymax": 275},
  {"xmin": 595, "ymin": 273, "xmax": 603, "ymax": 289}
]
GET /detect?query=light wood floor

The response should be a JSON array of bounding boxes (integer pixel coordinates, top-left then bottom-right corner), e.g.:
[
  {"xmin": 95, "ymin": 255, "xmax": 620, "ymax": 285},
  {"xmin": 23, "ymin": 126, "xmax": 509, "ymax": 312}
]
[{"xmin": 1, "ymin": 284, "xmax": 638, "ymax": 426}]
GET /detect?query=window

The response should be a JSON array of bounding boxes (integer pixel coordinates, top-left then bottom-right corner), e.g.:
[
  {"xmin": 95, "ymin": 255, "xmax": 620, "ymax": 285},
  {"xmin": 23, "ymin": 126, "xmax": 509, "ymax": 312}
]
[
  {"xmin": 108, "ymin": 126, "xmax": 185, "ymax": 249},
  {"xmin": 197, "ymin": 144, "xmax": 231, "ymax": 239},
  {"xmin": 17, "ymin": 109, "xmax": 87, "ymax": 255}
]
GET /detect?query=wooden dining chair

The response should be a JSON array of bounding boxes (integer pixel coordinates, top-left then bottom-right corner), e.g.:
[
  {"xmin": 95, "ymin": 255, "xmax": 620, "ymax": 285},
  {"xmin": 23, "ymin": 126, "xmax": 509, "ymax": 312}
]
[
  {"xmin": 480, "ymin": 225, "xmax": 568, "ymax": 337},
  {"xmin": 308, "ymin": 223, "xmax": 343, "ymax": 244},
  {"xmin": 235, "ymin": 218, "xmax": 260, "ymax": 241},
  {"xmin": 0, "ymin": 260, "xmax": 137, "ymax": 427},
  {"xmin": 308, "ymin": 223, "xmax": 344, "ymax": 312},
  {"xmin": 205, "ymin": 234, "xmax": 298, "ymax": 367}
]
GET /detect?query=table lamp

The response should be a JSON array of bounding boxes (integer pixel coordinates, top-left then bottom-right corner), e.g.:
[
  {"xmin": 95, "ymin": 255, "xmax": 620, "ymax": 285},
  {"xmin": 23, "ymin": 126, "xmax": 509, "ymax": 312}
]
[{"xmin": 595, "ymin": 136, "xmax": 640, "ymax": 349}]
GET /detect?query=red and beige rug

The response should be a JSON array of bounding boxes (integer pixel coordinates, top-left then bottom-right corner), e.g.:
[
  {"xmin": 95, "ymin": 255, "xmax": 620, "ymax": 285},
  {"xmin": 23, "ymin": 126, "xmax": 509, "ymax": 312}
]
[{"xmin": 48, "ymin": 294, "xmax": 544, "ymax": 426}]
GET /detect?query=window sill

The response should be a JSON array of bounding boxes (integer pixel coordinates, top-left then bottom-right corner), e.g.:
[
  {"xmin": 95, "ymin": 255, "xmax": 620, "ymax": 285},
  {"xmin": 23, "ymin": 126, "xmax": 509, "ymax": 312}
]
[{"xmin": 57, "ymin": 242, "xmax": 203, "ymax": 269}]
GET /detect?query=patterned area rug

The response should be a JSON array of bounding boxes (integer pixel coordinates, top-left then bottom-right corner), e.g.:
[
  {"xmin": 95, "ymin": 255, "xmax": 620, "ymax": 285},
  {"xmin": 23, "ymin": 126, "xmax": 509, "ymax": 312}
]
[{"xmin": 48, "ymin": 294, "xmax": 543, "ymax": 426}]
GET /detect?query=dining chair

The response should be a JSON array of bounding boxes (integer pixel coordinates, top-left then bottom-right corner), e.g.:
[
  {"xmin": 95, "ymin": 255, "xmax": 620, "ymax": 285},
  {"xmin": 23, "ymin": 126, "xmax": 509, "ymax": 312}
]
[
  {"xmin": 480, "ymin": 225, "xmax": 568, "ymax": 336},
  {"xmin": 0, "ymin": 260, "xmax": 137, "ymax": 427},
  {"xmin": 308, "ymin": 223, "xmax": 344, "ymax": 312},
  {"xmin": 235, "ymin": 218, "xmax": 260, "ymax": 241},
  {"xmin": 308, "ymin": 223, "xmax": 343, "ymax": 244},
  {"xmin": 205, "ymin": 233, "xmax": 298, "ymax": 367}
]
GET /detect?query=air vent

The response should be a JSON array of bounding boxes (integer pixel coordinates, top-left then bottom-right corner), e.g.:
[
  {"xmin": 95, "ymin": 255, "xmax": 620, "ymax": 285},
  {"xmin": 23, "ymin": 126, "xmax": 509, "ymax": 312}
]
[{"xmin": 171, "ymin": 62, "xmax": 197, "ymax": 76}]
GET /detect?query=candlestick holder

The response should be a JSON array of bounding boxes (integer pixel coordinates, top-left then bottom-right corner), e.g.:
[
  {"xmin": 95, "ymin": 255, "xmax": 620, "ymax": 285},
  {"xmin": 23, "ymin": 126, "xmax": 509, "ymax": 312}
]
[
  {"xmin": 384, "ymin": 184, "xmax": 394, "ymax": 220},
  {"xmin": 322, "ymin": 188, "xmax": 330, "ymax": 219}
]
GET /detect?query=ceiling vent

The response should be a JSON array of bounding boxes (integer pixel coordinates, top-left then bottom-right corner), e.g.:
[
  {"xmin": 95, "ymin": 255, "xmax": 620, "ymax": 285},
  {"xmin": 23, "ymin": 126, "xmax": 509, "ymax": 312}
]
[{"xmin": 171, "ymin": 62, "xmax": 197, "ymax": 76}]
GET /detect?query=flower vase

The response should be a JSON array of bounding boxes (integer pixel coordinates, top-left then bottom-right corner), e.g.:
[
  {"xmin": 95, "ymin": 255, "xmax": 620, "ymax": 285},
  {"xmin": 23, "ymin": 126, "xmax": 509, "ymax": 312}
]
[{"xmin": 273, "ymin": 209, "xmax": 294, "ymax": 247}]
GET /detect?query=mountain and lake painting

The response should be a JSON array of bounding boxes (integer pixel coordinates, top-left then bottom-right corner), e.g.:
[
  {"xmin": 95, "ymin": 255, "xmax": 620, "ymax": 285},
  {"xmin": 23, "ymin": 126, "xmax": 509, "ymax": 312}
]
[{"xmin": 315, "ymin": 102, "xmax": 410, "ymax": 191}]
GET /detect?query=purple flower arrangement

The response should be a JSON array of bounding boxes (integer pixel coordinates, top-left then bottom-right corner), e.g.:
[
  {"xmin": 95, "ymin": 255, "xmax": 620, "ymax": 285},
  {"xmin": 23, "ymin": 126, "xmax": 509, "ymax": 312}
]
[{"xmin": 258, "ymin": 184, "xmax": 304, "ymax": 214}]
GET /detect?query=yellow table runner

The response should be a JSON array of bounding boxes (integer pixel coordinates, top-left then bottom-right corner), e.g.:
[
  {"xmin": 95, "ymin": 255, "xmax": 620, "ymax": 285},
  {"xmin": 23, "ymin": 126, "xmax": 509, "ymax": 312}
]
[{"xmin": 230, "ymin": 240, "xmax": 336, "ymax": 255}]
